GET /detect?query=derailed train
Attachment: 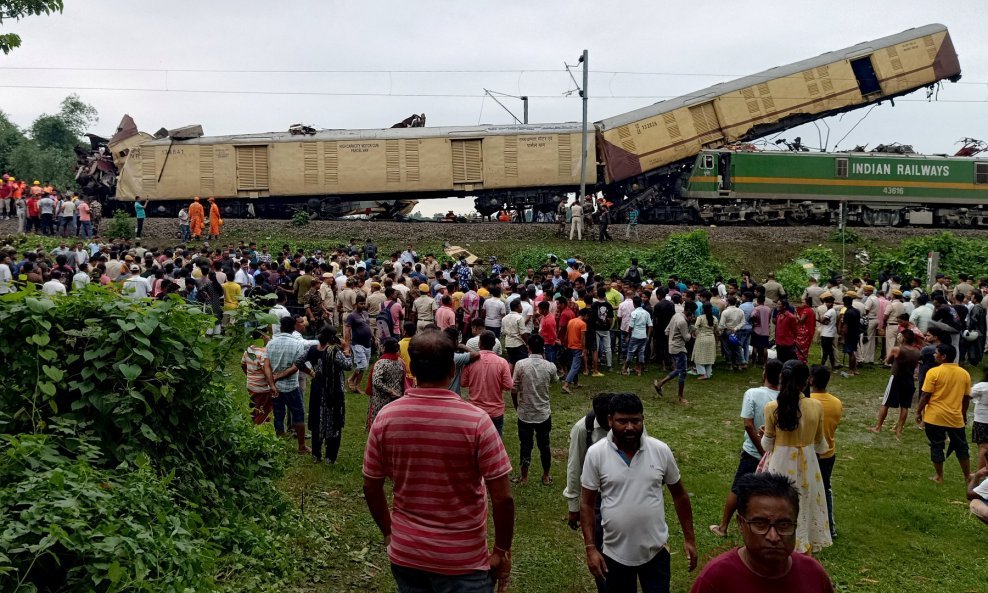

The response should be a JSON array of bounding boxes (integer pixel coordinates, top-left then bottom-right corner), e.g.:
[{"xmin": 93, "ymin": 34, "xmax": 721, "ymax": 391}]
[{"xmin": 93, "ymin": 23, "xmax": 962, "ymax": 224}]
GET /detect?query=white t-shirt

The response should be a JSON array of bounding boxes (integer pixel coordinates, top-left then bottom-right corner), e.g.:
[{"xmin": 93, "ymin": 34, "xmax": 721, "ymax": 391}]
[
  {"xmin": 971, "ymin": 382, "xmax": 988, "ymax": 424},
  {"xmin": 975, "ymin": 476, "xmax": 988, "ymax": 501},
  {"xmin": 821, "ymin": 307, "xmax": 838, "ymax": 338},
  {"xmin": 581, "ymin": 430, "xmax": 681, "ymax": 566},
  {"xmin": 483, "ymin": 298, "xmax": 507, "ymax": 328},
  {"xmin": 72, "ymin": 271, "xmax": 90, "ymax": 291},
  {"xmin": 122, "ymin": 276, "xmax": 151, "ymax": 299},
  {"xmin": 466, "ymin": 335, "xmax": 502, "ymax": 355},
  {"xmin": 269, "ymin": 304, "xmax": 292, "ymax": 334},
  {"xmin": 0, "ymin": 263, "xmax": 12, "ymax": 294},
  {"xmin": 740, "ymin": 387, "xmax": 779, "ymax": 459},
  {"xmin": 42, "ymin": 279, "xmax": 67, "ymax": 296}
]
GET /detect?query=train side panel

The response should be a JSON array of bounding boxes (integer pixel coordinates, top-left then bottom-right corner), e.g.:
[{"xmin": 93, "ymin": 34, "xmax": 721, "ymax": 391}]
[{"xmin": 596, "ymin": 24, "xmax": 960, "ymax": 184}]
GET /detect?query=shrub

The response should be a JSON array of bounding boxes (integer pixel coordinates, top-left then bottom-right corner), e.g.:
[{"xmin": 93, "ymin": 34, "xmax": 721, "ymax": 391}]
[
  {"xmin": 0, "ymin": 287, "xmax": 296, "ymax": 591},
  {"xmin": 291, "ymin": 210, "xmax": 311, "ymax": 227},
  {"xmin": 869, "ymin": 232, "xmax": 988, "ymax": 282},
  {"xmin": 829, "ymin": 226, "xmax": 860, "ymax": 244},
  {"xmin": 106, "ymin": 210, "xmax": 135, "ymax": 240},
  {"xmin": 776, "ymin": 246, "xmax": 842, "ymax": 298}
]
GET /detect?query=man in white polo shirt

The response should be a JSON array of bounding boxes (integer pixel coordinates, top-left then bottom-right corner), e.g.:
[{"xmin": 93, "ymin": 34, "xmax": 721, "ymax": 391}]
[{"xmin": 580, "ymin": 392, "xmax": 697, "ymax": 593}]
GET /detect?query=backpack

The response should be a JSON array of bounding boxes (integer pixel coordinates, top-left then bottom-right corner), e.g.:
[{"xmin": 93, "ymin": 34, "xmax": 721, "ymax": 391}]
[{"xmin": 377, "ymin": 300, "xmax": 397, "ymax": 339}]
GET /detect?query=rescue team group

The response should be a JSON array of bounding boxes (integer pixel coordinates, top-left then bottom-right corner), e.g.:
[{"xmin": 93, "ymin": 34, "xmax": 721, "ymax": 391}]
[{"xmin": 2, "ymin": 229, "xmax": 987, "ymax": 593}]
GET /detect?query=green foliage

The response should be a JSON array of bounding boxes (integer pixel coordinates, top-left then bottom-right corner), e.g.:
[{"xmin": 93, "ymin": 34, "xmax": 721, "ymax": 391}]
[
  {"xmin": 869, "ymin": 231, "xmax": 988, "ymax": 282},
  {"xmin": 776, "ymin": 246, "xmax": 842, "ymax": 298},
  {"xmin": 291, "ymin": 210, "xmax": 311, "ymax": 227},
  {"xmin": 509, "ymin": 231, "xmax": 726, "ymax": 286},
  {"xmin": 7, "ymin": 140, "xmax": 78, "ymax": 189},
  {"xmin": 0, "ymin": 109, "xmax": 25, "ymax": 173},
  {"xmin": 829, "ymin": 226, "xmax": 860, "ymax": 244},
  {"xmin": 0, "ymin": 0, "xmax": 64, "ymax": 54},
  {"xmin": 0, "ymin": 287, "xmax": 297, "ymax": 591},
  {"xmin": 107, "ymin": 210, "xmax": 135, "ymax": 239}
]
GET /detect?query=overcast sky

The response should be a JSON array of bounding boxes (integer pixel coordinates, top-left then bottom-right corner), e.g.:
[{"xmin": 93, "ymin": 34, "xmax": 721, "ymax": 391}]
[{"xmin": 2, "ymin": 0, "xmax": 986, "ymax": 215}]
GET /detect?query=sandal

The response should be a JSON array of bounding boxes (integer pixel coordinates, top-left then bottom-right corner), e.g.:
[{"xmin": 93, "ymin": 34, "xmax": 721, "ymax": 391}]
[{"xmin": 542, "ymin": 475, "xmax": 553, "ymax": 486}]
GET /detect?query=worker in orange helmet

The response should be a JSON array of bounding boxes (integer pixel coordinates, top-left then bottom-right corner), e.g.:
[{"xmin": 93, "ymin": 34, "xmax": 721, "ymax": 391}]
[
  {"xmin": 189, "ymin": 196, "xmax": 205, "ymax": 241},
  {"xmin": 207, "ymin": 196, "xmax": 223, "ymax": 240}
]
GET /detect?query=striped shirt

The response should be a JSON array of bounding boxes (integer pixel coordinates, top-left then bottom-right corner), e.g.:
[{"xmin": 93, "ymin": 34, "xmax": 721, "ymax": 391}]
[
  {"xmin": 240, "ymin": 345, "xmax": 271, "ymax": 394},
  {"xmin": 363, "ymin": 388, "xmax": 512, "ymax": 575}
]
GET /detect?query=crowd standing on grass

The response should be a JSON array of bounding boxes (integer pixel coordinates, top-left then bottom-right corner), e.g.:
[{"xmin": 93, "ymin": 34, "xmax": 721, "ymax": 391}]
[{"xmin": 6, "ymin": 228, "xmax": 988, "ymax": 592}]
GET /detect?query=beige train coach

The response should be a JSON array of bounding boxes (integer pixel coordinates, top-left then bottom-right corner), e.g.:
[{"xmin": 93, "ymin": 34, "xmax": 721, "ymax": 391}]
[
  {"xmin": 114, "ymin": 123, "xmax": 594, "ymax": 215},
  {"xmin": 596, "ymin": 23, "xmax": 961, "ymax": 186}
]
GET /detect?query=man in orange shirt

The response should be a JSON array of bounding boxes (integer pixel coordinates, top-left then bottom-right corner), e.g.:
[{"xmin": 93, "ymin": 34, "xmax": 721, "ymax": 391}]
[
  {"xmin": 208, "ymin": 197, "xmax": 223, "ymax": 240},
  {"xmin": 188, "ymin": 197, "xmax": 205, "ymax": 240},
  {"xmin": 562, "ymin": 308, "xmax": 590, "ymax": 394},
  {"xmin": 917, "ymin": 343, "xmax": 972, "ymax": 484}
]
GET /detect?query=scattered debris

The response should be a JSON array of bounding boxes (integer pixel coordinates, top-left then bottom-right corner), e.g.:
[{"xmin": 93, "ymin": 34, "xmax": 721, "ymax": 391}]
[
  {"xmin": 289, "ymin": 123, "xmax": 317, "ymax": 136},
  {"xmin": 391, "ymin": 113, "xmax": 426, "ymax": 128}
]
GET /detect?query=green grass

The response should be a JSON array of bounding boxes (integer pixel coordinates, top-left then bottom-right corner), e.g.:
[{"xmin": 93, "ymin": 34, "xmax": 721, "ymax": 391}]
[{"xmin": 225, "ymin": 347, "xmax": 987, "ymax": 593}]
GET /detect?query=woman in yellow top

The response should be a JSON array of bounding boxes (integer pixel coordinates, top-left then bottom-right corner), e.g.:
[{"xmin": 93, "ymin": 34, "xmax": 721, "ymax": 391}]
[{"xmin": 760, "ymin": 359, "xmax": 832, "ymax": 553}]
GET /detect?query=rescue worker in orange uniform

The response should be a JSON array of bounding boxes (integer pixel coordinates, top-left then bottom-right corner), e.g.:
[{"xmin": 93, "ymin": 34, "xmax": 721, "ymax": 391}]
[
  {"xmin": 188, "ymin": 196, "xmax": 205, "ymax": 240},
  {"xmin": 207, "ymin": 196, "xmax": 223, "ymax": 240}
]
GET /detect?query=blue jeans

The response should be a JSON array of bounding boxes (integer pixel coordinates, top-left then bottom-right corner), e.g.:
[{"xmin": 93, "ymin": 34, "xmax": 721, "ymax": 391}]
[
  {"xmin": 391, "ymin": 563, "xmax": 494, "ymax": 593},
  {"xmin": 565, "ymin": 349, "xmax": 583, "ymax": 384},
  {"xmin": 627, "ymin": 337, "xmax": 647, "ymax": 364},
  {"xmin": 666, "ymin": 352, "xmax": 687, "ymax": 385},
  {"xmin": 485, "ymin": 325, "xmax": 501, "ymax": 339},
  {"xmin": 180, "ymin": 223, "xmax": 191, "ymax": 242},
  {"xmin": 543, "ymin": 344, "xmax": 556, "ymax": 364},
  {"xmin": 79, "ymin": 220, "xmax": 93, "ymax": 238},
  {"xmin": 595, "ymin": 330, "xmax": 612, "ymax": 368},
  {"xmin": 736, "ymin": 328, "xmax": 751, "ymax": 364},
  {"xmin": 273, "ymin": 387, "xmax": 305, "ymax": 433}
]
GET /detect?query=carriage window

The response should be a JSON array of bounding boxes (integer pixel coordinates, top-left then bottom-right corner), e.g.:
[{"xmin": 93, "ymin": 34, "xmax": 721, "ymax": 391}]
[
  {"xmin": 835, "ymin": 158, "xmax": 848, "ymax": 178},
  {"xmin": 701, "ymin": 154, "xmax": 715, "ymax": 169},
  {"xmin": 976, "ymin": 163, "xmax": 988, "ymax": 185}
]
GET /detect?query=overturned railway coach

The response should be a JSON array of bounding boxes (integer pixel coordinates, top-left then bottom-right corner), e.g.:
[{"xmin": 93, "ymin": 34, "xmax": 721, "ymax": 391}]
[
  {"xmin": 114, "ymin": 123, "xmax": 591, "ymax": 218},
  {"xmin": 685, "ymin": 149, "xmax": 988, "ymax": 227}
]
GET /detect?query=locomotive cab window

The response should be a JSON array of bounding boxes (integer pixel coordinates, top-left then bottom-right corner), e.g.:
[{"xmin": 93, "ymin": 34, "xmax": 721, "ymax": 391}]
[
  {"xmin": 976, "ymin": 162, "xmax": 988, "ymax": 185},
  {"xmin": 835, "ymin": 158, "xmax": 848, "ymax": 178},
  {"xmin": 700, "ymin": 154, "xmax": 715, "ymax": 169}
]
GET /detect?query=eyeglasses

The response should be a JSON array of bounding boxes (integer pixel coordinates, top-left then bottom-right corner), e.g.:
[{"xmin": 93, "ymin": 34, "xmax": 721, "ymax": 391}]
[{"xmin": 738, "ymin": 514, "xmax": 796, "ymax": 536}]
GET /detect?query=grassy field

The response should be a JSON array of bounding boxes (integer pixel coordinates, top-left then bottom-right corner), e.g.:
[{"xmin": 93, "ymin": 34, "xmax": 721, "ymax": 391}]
[{"xmin": 226, "ymin": 344, "xmax": 987, "ymax": 593}]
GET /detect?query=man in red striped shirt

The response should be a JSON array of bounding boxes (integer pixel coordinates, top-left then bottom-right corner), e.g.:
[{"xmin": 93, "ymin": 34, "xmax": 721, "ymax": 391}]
[{"xmin": 363, "ymin": 330, "xmax": 515, "ymax": 592}]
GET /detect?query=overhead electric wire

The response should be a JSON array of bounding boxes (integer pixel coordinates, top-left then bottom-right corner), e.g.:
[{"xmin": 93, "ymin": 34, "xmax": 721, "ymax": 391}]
[{"xmin": 0, "ymin": 83, "xmax": 984, "ymax": 102}]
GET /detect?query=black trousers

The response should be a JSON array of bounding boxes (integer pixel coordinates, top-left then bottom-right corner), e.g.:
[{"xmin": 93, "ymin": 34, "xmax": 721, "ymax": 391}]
[
  {"xmin": 604, "ymin": 548, "xmax": 671, "ymax": 593},
  {"xmin": 821, "ymin": 336, "xmax": 837, "ymax": 367},
  {"xmin": 517, "ymin": 417, "xmax": 552, "ymax": 472}
]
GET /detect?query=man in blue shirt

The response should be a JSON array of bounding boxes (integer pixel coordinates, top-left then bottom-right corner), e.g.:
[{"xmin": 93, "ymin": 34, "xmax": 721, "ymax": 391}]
[
  {"xmin": 134, "ymin": 197, "xmax": 148, "ymax": 238},
  {"xmin": 626, "ymin": 206, "xmax": 640, "ymax": 241}
]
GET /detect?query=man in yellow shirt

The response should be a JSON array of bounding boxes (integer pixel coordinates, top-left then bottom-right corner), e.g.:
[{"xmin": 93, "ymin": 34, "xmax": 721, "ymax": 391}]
[
  {"xmin": 918, "ymin": 343, "xmax": 972, "ymax": 484},
  {"xmin": 810, "ymin": 365, "xmax": 843, "ymax": 540},
  {"xmin": 221, "ymin": 278, "xmax": 242, "ymax": 327}
]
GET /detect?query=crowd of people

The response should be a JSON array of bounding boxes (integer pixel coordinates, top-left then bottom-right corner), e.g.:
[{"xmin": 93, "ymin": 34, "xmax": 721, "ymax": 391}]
[
  {"xmin": 3, "ymin": 230, "xmax": 987, "ymax": 593},
  {"xmin": 0, "ymin": 175, "xmax": 104, "ymax": 237}
]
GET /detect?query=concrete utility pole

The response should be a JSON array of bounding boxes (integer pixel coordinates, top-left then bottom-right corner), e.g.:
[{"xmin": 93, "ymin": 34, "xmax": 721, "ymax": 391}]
[{"xmin": 579, "ymin": 49, "xmax": 589, "ymax": 201}]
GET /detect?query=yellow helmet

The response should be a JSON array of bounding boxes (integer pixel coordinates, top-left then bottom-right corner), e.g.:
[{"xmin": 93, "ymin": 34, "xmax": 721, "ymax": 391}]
[
  {"xmin": 7, "ymin": 177, "xmax": 13, "ymax": 181},
  {"xmin": 33, "ymin": 180, "xmax": 40, "ymax": 185}
]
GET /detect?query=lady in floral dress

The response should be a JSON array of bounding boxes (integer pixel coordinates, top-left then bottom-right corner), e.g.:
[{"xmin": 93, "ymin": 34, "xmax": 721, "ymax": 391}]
[
  {"xmin": 760, "ymin": 360, "xmax": 832, "ymax": 553},
  {"xmin": 365, "ymin": 337, "xmax": 406, "ymax": 430},
  {"xmin": 692, "ymin": 302, "xmax": 719, "ymax": 380}
]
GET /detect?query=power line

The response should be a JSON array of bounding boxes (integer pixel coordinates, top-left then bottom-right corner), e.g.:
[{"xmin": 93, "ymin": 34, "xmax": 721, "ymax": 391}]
[
  {"xmin": 0, "ymin": 82, "xmax": 985, "ymax": 103},
  {"xmin": 0, "ymin": 65, "xmax": 984, "ymax": 85}
]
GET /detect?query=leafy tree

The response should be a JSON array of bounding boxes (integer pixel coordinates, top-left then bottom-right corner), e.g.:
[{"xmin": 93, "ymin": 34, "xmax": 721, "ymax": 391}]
[
  {"xmin": 0, "ymin": 0, "xmax": 63, "ymax": 54},
  {"xmin": 0, "ymin": 110, "xmax": 27, "ymax": 173}
]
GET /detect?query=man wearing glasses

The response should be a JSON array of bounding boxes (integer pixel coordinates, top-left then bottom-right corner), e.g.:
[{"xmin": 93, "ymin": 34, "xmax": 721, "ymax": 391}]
[{"xmin": 690, "ymin": 473, "xmax": 834, "ymax": 592}]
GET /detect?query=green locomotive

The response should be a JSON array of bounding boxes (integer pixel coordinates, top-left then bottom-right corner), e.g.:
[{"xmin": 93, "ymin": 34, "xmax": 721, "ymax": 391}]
[{"xmin": 684, "ymin": 149, "xmax": 988, "ymax": 227}]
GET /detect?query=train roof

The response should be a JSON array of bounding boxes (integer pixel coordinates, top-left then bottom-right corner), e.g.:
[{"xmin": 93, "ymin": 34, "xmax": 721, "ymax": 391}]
[
  {"xmin": 596, "ymin": 23, "xmax": 949, "ymax": 131},
  {"xmin": 146, "ymin": 122, "xmax": 591, "ymax": 146},
  {"xmin": 698, "ymin": 148, "xmax": 985, "ymax": 161}
]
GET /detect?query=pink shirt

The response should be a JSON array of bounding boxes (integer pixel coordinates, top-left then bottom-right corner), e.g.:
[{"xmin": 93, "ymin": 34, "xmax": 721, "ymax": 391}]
[
  {"xmin": 78, "ymin": 202, "xmax": 91, "ymax": 221},
  {"xmin": 363, "ymin": 388, "xmax": 511, "ymax": 575},
  {"xmin": 751, "ymin": 304, "xmax": 772, "ymax": 337},
  {"xmin": 461, "ymin": 350, "xmax": 512, "ymax": 418},
  {"xmin": 435, "ymin": 305, "xmax": 456, "ymax": 329}
]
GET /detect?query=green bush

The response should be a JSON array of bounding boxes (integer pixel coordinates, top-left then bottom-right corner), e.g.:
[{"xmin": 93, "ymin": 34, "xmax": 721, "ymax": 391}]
[
  {"xmin": 776, "ymin": 246, "xmax": 842, "ymax": 298},
  {"xmin": 828, "ymin": 226, "xmax": 860, "ymax": 244},
  {"xmin": 869, "ymin": 232, "xmax": 988, "ymax": 282},
  {"xmin": 0, "ymin": 287, "xmax": 296, "ymax": 592},
  {"xmin": 291, "ymin": 210, "xmax": 311, "ymax": 227},
  {"xmin": 106, "ymin": 210, "xmax": 135, "ymax": 240}
]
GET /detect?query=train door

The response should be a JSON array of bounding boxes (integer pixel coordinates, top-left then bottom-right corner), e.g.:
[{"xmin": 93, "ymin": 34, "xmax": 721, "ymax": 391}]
[
  {"xmin": 850, "ymin": 56, "xmax": 882, "ymax": 97},
  {"xmin": 451, "ymin": 139, "xmax": 484, "ymax": 190},
  {"xmin": 718, "ymin": 152, "xmax": 732, "ymax": 194}
]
